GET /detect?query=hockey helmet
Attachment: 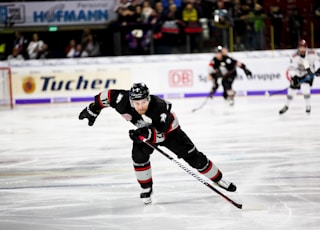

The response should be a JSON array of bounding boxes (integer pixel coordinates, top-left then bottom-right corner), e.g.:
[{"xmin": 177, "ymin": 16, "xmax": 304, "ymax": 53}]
[
  {"xmin": 297, "ymin": 39, "xmax": 307, "ymax": 57},
  {"xmin": 298, "ymin": 39, "xmax": 307, "ymax": 48},
  {"xmin": 214, "ymin": 45, "xmax": 223, "ymax": 53},
  {"xmin": 129, "ymin": 83, "xmax": 150, "ymax": 101}
]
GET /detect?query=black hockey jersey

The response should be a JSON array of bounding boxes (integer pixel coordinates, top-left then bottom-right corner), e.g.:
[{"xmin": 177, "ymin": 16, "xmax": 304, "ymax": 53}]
[
  {"xmin": 209, "ymin": 55, "xmax": 238, "ymax": 78},
  {"xmin": 97, "ymin": 89, "xmax": 179, "ymax": 143}
]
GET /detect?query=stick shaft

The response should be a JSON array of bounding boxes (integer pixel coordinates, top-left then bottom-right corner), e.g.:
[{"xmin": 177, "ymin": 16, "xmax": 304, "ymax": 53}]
[
  {"xmin": 138, "ymin": 136, "xmax": 243, "ymax": 209},
  {"xmin": 192, "ymin": 96, "xmax": 210, "ymax": 112},
  {"xmin": 268, "ymin": 74, "xmax": 315, "ymax": 96}
]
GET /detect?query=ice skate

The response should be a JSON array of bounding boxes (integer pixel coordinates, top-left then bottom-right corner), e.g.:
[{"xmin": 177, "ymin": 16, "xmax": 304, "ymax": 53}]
[
  {"xmin": 216, "ymin": 178, "xmax": 237, "ymax": 192},
  {"xmin": 279, "ymin": 105, "xmax": 288, "ymax": 115},
  {"xmin": 140, "ymin": 187, "xmax": 153, "ymax": 204},
  {"xmin": 306, "ymin": 105, "xmax": 311, "ymax": 115},
  {"xmin": 228, "ymin": 99, "xmax": 234, "ymax": 106},
  {"xmin": 227, "ymin": 90, "xmax": 235, "ymax": 106}
]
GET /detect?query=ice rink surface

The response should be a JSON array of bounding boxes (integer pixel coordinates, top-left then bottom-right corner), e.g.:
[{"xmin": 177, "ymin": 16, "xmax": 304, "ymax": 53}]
[{"xmin": 1, "ymin": 95, "xmax": 320, "ymax": 230}]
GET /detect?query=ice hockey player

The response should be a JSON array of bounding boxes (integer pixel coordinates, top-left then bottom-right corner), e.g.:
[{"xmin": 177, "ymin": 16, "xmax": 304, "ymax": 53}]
[
  {"xmin": 79, "ymin": 82, "xmax": 237, "ymax": 204},
  {"xmin": 279, "ymin": 39, "xmax": 320, "ymax": 115},
  {"xmin": 208, "ymin": 45, "xmax": 252, "ymax": 105}
]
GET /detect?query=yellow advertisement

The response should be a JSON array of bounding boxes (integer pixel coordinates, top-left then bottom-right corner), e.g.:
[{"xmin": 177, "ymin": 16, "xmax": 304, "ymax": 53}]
[{"xmin": 11, "ymin": 66, "xmax": 132, "ymax": 100}]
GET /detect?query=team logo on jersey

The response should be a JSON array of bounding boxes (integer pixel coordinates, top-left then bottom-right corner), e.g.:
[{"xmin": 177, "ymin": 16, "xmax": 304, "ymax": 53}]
[
  {"xmin": 135, "ymin": 119, "xmax": 146, "ymax": 128},
  {"xmin": 116, "ymin": 93, "xmax": 123, "ymax": 104},
  {"xmin": 160, "ymin": 113, "xmax": 167, "ymax": 122}
]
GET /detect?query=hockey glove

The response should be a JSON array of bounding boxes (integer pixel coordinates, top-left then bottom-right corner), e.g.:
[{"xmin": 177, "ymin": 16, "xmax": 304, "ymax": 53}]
[
  {"xmin": 215, "ymin": 69, "xmax": 223, "ymax": 78},
  {"xmin": 79, "ymin": 103, "xmax": 101, "ymax": 126},
  {"xmin": 129, "ymin": 127, "xmax": 155, "ymax": 143},
  {"xmin": 243, "ymin": 68, "xmax": 252, "ymax": 77},
  {"xmin": 290, "ymin": 76, "xmax": 301, "ymax": 89},
  {"xmin": 315, "ymin": 68, "xmax": 320, "ymax": 77}
]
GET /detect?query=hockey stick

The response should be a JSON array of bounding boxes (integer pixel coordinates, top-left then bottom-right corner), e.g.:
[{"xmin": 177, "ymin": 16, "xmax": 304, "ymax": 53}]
[
  {"xmin": 138, "ymin": 136, "xmax": 243, "ymax": 209},
  {"xmin": 265, "ymin": 87, "xmax": 288, "ymax": 97},
  {"xmin": 267, "ymin": 61, "xmax": 319, "ymax": 97},
  {"xmin": 191, "ymin": 96, "xmax": 210, "ymax": 113},
  {"xmin": 266, "ymin": 73, "xmax": 318, "ymax": 97}
]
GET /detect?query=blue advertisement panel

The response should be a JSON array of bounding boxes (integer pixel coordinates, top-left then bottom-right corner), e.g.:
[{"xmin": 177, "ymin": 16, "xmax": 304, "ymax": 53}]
[{"xmin": 0, "ymin": 1, "xmax": 117, "ymax": 27}]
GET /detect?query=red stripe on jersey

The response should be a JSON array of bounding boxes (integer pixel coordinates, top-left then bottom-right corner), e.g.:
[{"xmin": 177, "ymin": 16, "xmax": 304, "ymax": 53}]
[
  {"xmin": 167, "ymin": 113, "xmax": 179, "ymax": 134},
  {"xmin": 285, "ymin": 68, "xmax": 291, "ymax": 81},
  {"xmin": 200, "ymin": 161, "xmax": 213, "ymax": 174},
  {"xmin": 134, "ymin": 165, "xmax": 151, "ymax": 171},
  {"xmin": 97, "ymin": 92, "xmax": 104, "ymax": 108},
  {"xmin": 107, "ymin": 90, "xmax": 112, "ymax": 102},
  {"xmin": 150, "ymin": 128, "xmax": 157, "ymax": 144}
]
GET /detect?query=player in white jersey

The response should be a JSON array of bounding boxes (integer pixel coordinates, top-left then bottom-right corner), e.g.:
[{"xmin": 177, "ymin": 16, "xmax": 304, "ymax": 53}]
[{"xmin": 279, "ymin": 39, "xmax": 320, "ymax": 115}]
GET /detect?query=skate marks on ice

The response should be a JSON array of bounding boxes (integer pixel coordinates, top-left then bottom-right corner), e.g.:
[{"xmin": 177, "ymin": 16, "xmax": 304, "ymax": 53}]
[{"xmin": 1, "ymin": 96, "xmax": 320, "ymax": 229}]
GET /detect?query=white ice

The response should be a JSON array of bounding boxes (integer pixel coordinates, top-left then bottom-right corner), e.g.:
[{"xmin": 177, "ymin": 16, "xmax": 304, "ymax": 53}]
[{"xmin": 1, "ymin": 95, "xmax": 320, "ymax": 230}]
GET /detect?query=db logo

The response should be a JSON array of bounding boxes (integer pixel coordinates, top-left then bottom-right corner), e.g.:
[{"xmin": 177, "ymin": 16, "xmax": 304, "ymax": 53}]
[{"xmin": 169, "ymin": 69, "xmax": 193, "ymax": 87}]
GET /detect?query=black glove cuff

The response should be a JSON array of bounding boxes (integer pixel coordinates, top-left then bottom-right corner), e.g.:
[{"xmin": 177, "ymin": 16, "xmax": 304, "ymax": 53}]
[
  {"xmin": 306, "ymin": 68, "xmax": 313, "ymax": 75},
  {"xmin": 91, "ymin": 95, "xmax": 103, "ymax": 111}
]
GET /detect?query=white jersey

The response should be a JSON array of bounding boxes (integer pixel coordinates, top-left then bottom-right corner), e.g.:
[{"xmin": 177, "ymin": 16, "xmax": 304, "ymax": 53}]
[{"xmin": 287, "ymin": 49, "xmax": 319, "ymax": 79}]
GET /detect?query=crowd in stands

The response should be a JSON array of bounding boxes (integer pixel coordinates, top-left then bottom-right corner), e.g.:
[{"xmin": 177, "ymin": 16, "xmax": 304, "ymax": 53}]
[{"xmin": 2, "ymin": 0, "xmax": 319, "ymax": 61}]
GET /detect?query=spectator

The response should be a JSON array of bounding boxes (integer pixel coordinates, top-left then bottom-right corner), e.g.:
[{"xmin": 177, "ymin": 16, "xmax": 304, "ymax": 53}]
[
  {"xmin": 211, "ymin": 0, "xmax": 232, "ymax": 47},
  {"xmin": 27, "ymin": 33, "xmax": 45, "ymax": 59},
  {"xmin": 161, "ymin": 3, "xmax": 183, "ymax": 53},
  {"xmin": 132, "ymin": 2, "xmax": 143, "ymax": 24},
  {"xmin": 288, "ymin": 7, "xmax": 304, "ymax": 48},
  {"xmin": 182, "ymin": 0, "xmax": 203, "ymax": 52},
  {"xmin": 141, "ymin": 0, "xmax": 154, "ymax": 23},
  {"xmin": 193, "ymin": 0, "xmax": 204, "ymax": 18},
  {"xmin": 248, "ymin": 3, "xmax": 266, "ymax": 50},
  {"xmin": 232, "ymin": 0, "xmax": 247, "ymax": 50},
  {"xmin": 13, "ymin": 31, "xmax": 28, "ymax": 59},
  {"xmin": 37, "ymin": 43, "xmax": 49, "ymax": 59},
  {"xmin": 240, "ymin": 0, "xmax": 254, "ymax": 50},
  {"xmin": 162, "ymin": 0, "xmax": 181, "ymax": 10},
  {"xmin": 81, "ymin": 28, "xmax": 92, "ymax": 47},
  {"xmin": 152, "ymin": 1, "xmax": 166, "ymax": 34},
  {"xmin": 270, "ymin": 1, "xmax": 283, "ymax": 49},
  {"xmin": 81, "ymin": 34, "xmax": 101, "ymax": 57},
  {"xmin": 151, "ymin": 1, "xmax": 167, "ymax": 53},
  {"xmin": 74, "ymin": 44, "xmax": 83, "ymax": 58},
  {"xmin": 315, "ymin": 2, "xmax": 320, "ymax": 47},
  {"xmin": 65, "ymin": 39, "xmax": 77, "ymax": 58},
  {"xmin": 115, "ymin": 0, "xmax": 135, "ymax": 26},
  {"xmin": 7, "ymin": 47, "xmax": 24, "ymax": 61}
]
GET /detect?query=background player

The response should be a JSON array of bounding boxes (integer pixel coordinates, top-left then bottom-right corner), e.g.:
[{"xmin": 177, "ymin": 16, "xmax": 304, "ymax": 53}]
[
  {"xmin": 79, "ymin": 83, "xmax": 237, "ymax": 204},
  {"xmin": 279, "ymin": 39, "xmax": 320, "ymax": 115},
  {"xmin": 208, "ymin": 46, "xmax": 252, "ymax": 106}
]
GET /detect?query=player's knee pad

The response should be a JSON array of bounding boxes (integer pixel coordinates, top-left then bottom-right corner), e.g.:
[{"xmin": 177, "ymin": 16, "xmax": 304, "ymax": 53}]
[
  {"xmin": 183, "ymin": 149, "xmax": 208, "ymax": 170},
  {"xmin": 301, "ymin": 83, "xmax": 311, "ymax": 95},
  {"xmin": 303, "ymin": 94, "xmax": 311, "ymax": 100},
  {"xmin": 286, "ymin": 95, "xmax": 293, "ymax": 100},
  {"xmin": 132, "ymin": 143, "xmax": 153, "ymax": 164},
  {"xmin": 226, "ymin": 90, "xmax": 235, "ymax": 96},
  {"xmin": 287, "ymin": 88, "xmax": 296, "ymax": 100}
]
